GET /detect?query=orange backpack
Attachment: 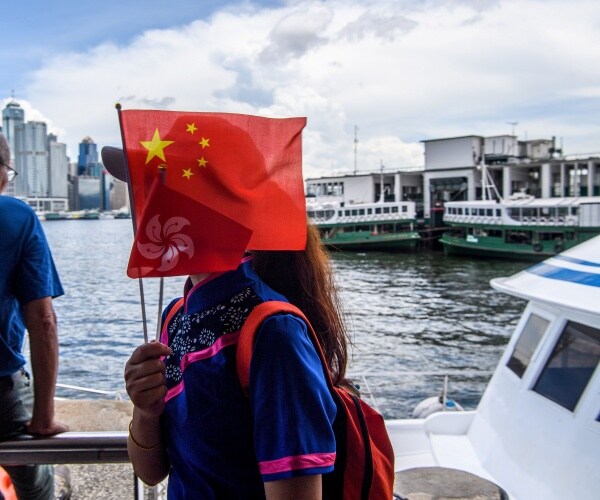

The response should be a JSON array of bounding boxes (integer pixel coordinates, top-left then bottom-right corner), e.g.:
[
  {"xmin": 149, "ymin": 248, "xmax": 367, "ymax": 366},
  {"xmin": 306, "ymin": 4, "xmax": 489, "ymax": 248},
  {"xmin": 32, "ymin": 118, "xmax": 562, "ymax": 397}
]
[{"xmin": 237, "ymin": 301, "xmax": 395, "ymax": 500}]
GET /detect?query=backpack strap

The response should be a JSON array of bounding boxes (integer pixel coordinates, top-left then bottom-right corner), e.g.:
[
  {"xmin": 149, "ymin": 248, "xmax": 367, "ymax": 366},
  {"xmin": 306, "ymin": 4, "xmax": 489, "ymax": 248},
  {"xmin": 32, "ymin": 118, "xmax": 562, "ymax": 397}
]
[
  {"xmin": 237, "ymin": 301, "xmax": 333, "ymax": 396},
  {"xmin": 159, "ymin": 297, "xmax": 184, "ymax": 344}
]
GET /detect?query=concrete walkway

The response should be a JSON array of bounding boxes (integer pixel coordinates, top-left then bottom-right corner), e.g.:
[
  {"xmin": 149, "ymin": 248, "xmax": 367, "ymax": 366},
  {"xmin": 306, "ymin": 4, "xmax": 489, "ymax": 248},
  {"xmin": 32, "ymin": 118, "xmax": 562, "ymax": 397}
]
[{"xmin": 55, "ymin": 399, "xmax": 136, "ymax": 500}]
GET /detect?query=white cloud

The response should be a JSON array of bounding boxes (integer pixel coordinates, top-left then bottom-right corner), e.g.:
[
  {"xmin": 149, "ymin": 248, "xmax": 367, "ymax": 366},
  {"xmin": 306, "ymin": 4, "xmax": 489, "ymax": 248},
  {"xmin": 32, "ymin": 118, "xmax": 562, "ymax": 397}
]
[{"xmin": 18, "ymin": 0, "xmax": 600, "ymax": 177}]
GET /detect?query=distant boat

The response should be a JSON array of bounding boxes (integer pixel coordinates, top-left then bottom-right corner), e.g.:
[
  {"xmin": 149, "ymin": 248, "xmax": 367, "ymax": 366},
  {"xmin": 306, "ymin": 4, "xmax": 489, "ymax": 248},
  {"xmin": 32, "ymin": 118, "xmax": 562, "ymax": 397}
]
[
  {"xmin": 43, "ymin": 211, "xmax": 69, "ymax": 221},
  {"xmin": 112, "ymin": 208, "xmax": 131, "ymax": 219},
  {"xmin": 307, "ymin": 199, "xmax": 421, "ymax": 251},
  {"xmin": 440, "ymin": 193, "xmax": 600, "ymax": 260},
  {"xmin": 70, "ymin": 210, "xmax": 100, "ymax": 220}
]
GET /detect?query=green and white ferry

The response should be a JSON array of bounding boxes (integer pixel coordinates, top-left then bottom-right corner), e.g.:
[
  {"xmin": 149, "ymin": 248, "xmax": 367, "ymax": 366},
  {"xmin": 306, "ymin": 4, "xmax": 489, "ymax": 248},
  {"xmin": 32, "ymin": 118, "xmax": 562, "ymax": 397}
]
[
  {"xmin": 307, "ymin": 199, "xmax": 421, "ymax": 251},
  {"xmin": 440, "ymin": 193, "xmax": 600, "ymax": 260}
]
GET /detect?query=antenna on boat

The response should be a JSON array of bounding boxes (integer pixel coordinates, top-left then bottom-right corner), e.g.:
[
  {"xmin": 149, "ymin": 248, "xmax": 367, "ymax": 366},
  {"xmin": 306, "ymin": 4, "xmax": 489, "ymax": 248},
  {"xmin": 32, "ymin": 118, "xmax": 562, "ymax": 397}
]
[
  {"xmin": 353, "ymin": 125, "xmax": 359, "ymax": 175},
  {"xmin": 506, "ymin": 121, "xmax": 518, "ymax": 137},
  {"xmin": 480, "ymin": 158, "xmax": 502, "ymax": 202}
]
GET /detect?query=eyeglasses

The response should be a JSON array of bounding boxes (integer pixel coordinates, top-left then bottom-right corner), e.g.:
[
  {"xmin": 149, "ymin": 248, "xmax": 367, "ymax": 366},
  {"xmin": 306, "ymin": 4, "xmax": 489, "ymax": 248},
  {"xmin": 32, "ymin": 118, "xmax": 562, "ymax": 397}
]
[{"xmin": 1, "ymin": 163, "xmax": 18, "ymax": 182}]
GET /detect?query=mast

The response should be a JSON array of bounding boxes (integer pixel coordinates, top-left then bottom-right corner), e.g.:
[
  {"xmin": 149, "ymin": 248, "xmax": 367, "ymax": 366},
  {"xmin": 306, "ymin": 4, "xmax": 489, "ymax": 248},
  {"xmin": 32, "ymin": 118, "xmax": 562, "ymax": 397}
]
[{"xmin": 353, "ymin": 125, "xmax": 359, "ymax": 175}]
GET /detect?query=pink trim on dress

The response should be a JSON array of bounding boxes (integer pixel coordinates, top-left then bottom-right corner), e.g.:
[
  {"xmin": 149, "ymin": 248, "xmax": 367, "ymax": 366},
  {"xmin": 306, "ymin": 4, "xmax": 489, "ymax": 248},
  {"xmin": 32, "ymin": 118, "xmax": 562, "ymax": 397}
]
[
  {"xmin": 258, "ymin": 452, "xmax": 336, "ymax": 475},
  {"xmin": 164, "ymin": 331, "xmax": 241, "ymax": 402}
]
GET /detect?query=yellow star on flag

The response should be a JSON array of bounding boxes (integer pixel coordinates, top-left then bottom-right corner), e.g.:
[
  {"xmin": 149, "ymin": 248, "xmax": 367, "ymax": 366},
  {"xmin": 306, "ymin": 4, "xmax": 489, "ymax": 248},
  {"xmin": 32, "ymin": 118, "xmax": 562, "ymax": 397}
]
[
  {"xmin": 197, "ymin": 157, "xmax": 208, "ymax": 168},
  {"xmin": 199, "ymin": 137, "xmax": 210, "ymax": 149},
  {"xmin": 140, "ymin": 129, "xmax": 174, "ymax": 164},
  {"xmin": 186, "ymin": 123, "xmax": 197, "ymax": 134},
  {"xmin": 182, "ymin": 168, "xmax": 194, "ymax": 179}
]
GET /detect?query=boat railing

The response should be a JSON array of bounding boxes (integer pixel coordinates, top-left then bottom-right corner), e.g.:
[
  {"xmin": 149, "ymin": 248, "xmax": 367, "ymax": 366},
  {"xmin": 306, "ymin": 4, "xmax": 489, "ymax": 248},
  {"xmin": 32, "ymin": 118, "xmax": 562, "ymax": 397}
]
[{"xmin": 55, "ymin": 382, "xmax": 125, "ymax": 400}]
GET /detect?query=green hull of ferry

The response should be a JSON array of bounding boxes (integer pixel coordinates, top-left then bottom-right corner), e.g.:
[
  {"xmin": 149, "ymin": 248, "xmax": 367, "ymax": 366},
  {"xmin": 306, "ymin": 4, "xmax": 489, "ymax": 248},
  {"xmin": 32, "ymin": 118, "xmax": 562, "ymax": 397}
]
[
  {"xmin": 441, "ymin": 227, "xmax": 600, "ymax": 260},
  {"xmin": 321, "ymin": 228, "xmax": 421, "ymax": 251}
]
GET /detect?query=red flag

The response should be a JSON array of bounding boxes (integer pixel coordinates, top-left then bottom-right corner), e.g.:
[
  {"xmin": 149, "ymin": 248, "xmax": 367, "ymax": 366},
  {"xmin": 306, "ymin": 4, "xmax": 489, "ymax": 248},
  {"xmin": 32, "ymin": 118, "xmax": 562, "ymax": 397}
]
[
  {"xmin": 127, "ymin": 177, "xmax": 252, "ymax": 278},
  {"xmin": 119, "ymin": 110, "xmax": 307, "ymax": 251}
]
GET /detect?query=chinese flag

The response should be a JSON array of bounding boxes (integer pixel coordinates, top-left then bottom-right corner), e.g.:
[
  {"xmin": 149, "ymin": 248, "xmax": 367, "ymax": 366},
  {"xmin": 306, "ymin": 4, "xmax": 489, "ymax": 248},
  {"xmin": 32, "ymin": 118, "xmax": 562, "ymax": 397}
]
[
  {"xmin": 119, "ymin": 110, "xmax": 307, "ymax": 251},
  {"xmin": 127, "ymin": 176, "xmax": 252, "ymax": 278}
]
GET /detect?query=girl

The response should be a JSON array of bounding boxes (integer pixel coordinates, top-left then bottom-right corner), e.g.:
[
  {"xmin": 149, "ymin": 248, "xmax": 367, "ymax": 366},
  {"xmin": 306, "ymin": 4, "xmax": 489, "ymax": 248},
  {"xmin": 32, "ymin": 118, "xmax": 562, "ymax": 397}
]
[{"xmin": 124, "ymin": 223, "xmax": 348, "ymax": 499}]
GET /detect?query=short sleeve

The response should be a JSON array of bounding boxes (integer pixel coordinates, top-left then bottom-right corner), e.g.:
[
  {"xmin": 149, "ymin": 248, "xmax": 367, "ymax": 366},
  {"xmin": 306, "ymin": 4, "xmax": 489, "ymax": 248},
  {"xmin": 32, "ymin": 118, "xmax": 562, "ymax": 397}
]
[
  {"xmin": 250, "ymin": 313, "xmax": 337, "ymax": 482},
  {"xmin": 14, "ymin": 215, "xmax": 64, "ymax": 304}
]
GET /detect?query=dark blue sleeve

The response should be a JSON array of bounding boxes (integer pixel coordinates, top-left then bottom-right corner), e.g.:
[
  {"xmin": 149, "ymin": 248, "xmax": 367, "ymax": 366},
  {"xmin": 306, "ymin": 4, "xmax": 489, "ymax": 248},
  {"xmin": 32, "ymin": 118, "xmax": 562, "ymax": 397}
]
[
  {"xmin": 14, "ymin": 215, "xmax": 64, "ymax": 304},
  {"xmin": 249, "ymin": 313, "xmax": 337, "ymax": 482}
]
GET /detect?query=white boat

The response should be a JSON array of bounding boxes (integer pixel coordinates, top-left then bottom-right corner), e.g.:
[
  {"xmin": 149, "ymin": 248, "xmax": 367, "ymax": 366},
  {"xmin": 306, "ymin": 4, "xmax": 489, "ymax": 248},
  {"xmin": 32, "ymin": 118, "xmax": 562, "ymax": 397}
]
[
  {"xmin": 386, "ymin": 235, "xmax": 600, "ymax": 499},
  {"xmin": 441, "ymin": 194, "xmax": 600, "ymax": 259},
  {"xmin": 307, "ymin": 199, "xmax": 421, "ymax": 251}
]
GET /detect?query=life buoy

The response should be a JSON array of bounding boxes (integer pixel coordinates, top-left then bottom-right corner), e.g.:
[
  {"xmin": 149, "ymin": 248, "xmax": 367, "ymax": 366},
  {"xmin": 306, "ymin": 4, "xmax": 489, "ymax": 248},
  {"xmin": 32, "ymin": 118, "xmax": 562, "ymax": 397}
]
[
  {"xmin": 412, "ymin": 396, "xmax": 464, "ymax": 419},
  {"xmin": 0, "ymin": 466, "xmax": 17, "ymax": 500}
]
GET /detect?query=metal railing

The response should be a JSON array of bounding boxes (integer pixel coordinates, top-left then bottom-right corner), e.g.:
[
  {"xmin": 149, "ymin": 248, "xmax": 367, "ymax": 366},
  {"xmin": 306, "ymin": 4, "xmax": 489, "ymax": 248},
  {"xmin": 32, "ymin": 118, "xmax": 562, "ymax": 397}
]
[
  {"xmin": 0, "ymin": 432, "xmax": 168, "ymax": 499},
  {"xmin": 0, "ymin": 431, "xmax": 128, "ymax": 465}
]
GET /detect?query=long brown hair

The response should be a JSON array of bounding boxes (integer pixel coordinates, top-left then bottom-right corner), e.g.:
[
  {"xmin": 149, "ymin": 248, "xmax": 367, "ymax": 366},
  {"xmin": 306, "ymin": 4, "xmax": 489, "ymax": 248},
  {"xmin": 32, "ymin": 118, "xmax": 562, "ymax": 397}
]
[{"xmin": 252, "ymin": 222, "xmax": 348, "ymax": 385}]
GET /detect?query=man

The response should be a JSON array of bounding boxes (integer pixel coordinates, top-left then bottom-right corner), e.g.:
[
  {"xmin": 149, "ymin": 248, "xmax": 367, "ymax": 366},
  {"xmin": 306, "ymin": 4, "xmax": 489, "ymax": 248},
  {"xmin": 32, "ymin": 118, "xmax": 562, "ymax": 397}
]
[{"xmin": 0, "ymin": 133, "xmax": 70, "ymax": 500}]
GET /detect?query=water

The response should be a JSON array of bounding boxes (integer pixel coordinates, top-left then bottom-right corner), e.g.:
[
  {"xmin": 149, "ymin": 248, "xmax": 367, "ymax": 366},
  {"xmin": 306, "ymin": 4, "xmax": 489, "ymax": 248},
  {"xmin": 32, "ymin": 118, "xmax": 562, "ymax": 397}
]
[{"xmin": 41, "ymin": 220, "xmax": 528, "ymax": 418}]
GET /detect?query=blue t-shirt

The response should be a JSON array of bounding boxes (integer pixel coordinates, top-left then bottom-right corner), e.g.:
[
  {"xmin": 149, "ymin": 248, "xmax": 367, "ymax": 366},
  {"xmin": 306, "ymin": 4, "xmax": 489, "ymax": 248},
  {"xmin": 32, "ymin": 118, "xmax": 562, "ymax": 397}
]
[
  {"xmin": 0, "ymin": 196, "xmax": 64, "ymax": 376},
  {"xmin": 160, "ymin": 258, "xmax": 337, "ymax": 499}
]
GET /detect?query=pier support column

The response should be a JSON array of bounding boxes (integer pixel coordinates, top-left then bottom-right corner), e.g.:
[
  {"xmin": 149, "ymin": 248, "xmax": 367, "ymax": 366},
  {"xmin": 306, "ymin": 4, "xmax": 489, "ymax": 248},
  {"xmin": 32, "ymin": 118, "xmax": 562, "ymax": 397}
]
[
  {"xmin": 424, "ymin": 174, "xmax": 432, "ymax": 218},
  {"xmin": 503, "ymin": 167, "xmax": 513, "ymax": 198},
  {"xmin": 541, "ymin": 163, "xmax": 552, "ymax": 198},
  {"xmin": 588, "ymin": 160, "xmax": 597, "ymax": 196},
  {"xmin": 467, "ymin": 171, "xmax": 476, "ymax": 201}
]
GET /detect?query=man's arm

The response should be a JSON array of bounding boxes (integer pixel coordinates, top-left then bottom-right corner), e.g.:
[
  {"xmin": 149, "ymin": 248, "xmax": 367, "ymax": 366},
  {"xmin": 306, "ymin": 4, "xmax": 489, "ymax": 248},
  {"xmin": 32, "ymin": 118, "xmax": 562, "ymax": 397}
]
[{"xmin": 22, "ymin": 297, "xmax": 68, "ymax": 436}]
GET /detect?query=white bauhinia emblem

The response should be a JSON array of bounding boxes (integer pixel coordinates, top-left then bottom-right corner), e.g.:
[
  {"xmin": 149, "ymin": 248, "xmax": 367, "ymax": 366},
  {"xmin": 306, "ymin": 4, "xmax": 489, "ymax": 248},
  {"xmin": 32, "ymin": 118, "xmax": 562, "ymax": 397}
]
[{"xmin": 137, "ymin": 215, "xmax": 195, "ymax": 272}]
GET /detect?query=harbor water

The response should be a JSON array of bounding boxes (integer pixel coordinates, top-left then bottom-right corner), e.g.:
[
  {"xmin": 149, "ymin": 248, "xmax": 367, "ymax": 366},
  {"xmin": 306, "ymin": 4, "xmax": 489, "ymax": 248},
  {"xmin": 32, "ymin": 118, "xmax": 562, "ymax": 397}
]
[{"xmin": 42, "ymin": 219, "xmax": 528, "ymax": 419}]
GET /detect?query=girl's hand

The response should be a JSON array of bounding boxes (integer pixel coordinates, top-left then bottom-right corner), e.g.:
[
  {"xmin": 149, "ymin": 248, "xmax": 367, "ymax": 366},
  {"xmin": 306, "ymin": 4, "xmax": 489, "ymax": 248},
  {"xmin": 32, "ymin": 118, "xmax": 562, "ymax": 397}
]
[{"xmin": 124, "ymin": 341, "xmax": 172, "ymax": 417}]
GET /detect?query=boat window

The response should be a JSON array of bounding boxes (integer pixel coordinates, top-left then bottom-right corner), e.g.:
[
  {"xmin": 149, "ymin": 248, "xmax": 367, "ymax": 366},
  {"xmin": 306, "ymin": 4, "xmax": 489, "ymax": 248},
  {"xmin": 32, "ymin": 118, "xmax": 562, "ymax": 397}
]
[
  {"xmin": 345, "ymin": 210, "xmax": 351, "ymax": 216},
  {"xmin": 338, "ymin": 210, "xmax": 343, "ymax": 217},
  {"xmin": 533, "ymin": 321, "xmax": 600, "ymax": 411},
  {"xmin": 375, "ymin": 208, "xmax": 382, "ymax": 214},
  {"xmin": 458, "ymin": 208, "xmax": 463, "ymax": 215},
  {"xmin": 478, "ymin": 209, "xmax": 485, "ymax": 216},
  {"xmin": 392, "ymin": 206, "xmax": 399, "ymax": 213},
  {"xmin": 359, "ymin": 209, "xmax": 365, "ymax": 215},
  {"xmin": 486, "ymin": 209, "xmax": 493, "ymax": 216},
  {"xmin": 506, "ymin": 313, "xmax": 549, "ymax": 378},
  {"xmin": 402, "ymin": 206, "xmax": 407, "ymax": 213},
  {"xmin": 383, "ymin": 207, "xmax": 390, "ymax": 214},
  {"xmin": 351, "ymin": 209, "xmax": 358, "ymax": 216},
  {"xmin": 496, "ymin": 209, "xmax": 501, "ymax": 217}
]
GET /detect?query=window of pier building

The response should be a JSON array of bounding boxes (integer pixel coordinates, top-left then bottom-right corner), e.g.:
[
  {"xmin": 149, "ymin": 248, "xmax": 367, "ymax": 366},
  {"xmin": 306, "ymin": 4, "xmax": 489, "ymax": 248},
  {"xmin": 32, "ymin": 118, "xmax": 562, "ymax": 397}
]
[
  {"xmin": 533, "ymin": 320, "xmax": 600, "ymax": 412},
  {"xmin": 507, "ymin": 313, "xmax": 550, "ymax": 378},
  {"xmin": 306, "ymin": 181, "xmax": 344, "ymax": 197}
]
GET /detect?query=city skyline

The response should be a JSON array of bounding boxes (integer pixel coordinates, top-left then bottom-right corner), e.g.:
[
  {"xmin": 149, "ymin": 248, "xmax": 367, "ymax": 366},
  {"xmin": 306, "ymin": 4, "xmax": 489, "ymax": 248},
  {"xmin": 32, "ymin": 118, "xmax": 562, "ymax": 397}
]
[{"xmin": 2, "ymin": 0, "xmax": 599, "ymax": 179}]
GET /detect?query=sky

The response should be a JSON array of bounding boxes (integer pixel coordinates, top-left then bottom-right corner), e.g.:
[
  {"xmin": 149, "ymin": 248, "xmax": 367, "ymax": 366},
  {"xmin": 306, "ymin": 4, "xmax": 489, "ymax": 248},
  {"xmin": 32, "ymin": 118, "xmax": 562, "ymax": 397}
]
[{"xmin": 2, "ymin": 0, "xmax": 600, "ymax": 179}]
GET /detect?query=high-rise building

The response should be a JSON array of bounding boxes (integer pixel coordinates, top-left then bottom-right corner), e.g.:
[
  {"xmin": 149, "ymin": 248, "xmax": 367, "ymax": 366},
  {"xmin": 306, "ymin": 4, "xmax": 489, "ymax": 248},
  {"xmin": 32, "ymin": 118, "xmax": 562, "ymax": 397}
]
[
  {"xmin": 2, "ymin": 100, "xmax": 25, "ymax": 197},
  {"xmin": 48, "ymin": 134, "xmax": 69, "ymax": 199},
  {"xmin": 78, "ymin": 136, "xmax": 98, "ymax": 176},
  {"xmin": 14, "ymin": 121, "xmax": 49, "ymax": 197},
  {"xmin": 2, "ymin": 100, "xmax": 24, "ymax": 163}
]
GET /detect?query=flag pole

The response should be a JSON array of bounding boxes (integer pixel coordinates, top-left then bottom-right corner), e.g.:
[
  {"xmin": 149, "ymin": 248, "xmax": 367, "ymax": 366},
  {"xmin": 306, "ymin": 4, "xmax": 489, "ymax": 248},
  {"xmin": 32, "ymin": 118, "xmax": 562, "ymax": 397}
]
[
  {"xmin": 116, "ymin": 103, "xmax": 149, "ymax": 343},
  {"xmin": 155, "ymin": 165, "xmax": 167, "ymax": 341}
]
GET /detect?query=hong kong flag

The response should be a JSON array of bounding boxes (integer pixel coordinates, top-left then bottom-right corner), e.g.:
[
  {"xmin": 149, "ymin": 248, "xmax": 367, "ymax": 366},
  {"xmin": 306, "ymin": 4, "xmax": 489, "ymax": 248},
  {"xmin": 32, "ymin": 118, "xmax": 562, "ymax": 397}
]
[
  {"xmin": 127, "ymin": 176, "xmax": 252, "ymax": 278},
  {"xmin": 119, "ymin": 109, "xmax": 307, "ymax": 256}
]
